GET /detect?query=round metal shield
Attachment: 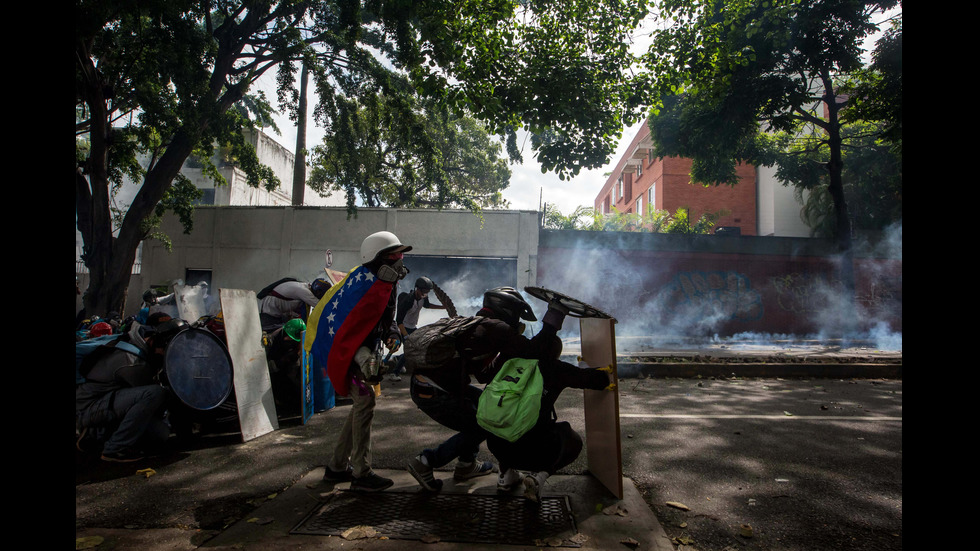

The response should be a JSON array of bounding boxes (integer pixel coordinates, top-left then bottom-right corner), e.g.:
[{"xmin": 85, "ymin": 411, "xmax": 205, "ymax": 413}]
[
  {"xmin": 524, "ymin": 286, "xmax": 617, "ymax": 322},
  {"xmin": 163, "ymin": 328, "xmax": 234, "ymax": 411}
]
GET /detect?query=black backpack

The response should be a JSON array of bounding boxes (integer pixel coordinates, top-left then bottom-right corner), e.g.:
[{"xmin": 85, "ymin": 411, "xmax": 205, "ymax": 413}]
[
  {"xmin": 402, "ymin": 316, "xmax": 485, "ymax": 372},
  {"xmin": 256, "ymin": 277, "xmax": 299, "ymax": 300}
]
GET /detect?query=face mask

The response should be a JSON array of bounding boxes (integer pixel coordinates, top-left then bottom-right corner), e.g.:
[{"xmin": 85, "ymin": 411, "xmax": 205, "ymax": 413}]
[{"xmin": 377, "ymin": 257, "xmax": 409, "ymax": 283}]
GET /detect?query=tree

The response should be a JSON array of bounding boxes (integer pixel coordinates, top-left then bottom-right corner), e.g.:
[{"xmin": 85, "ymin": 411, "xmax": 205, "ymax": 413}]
[
  {"xmin": 643, "ymin": 0, "xmax": 901, "ymax": 311},
  {"xmin": 781, "ymin": 120, "xmax": 902, "ymax": 237},
  {"xmin": 542, "ymin": 203, "xmax": 724, "ymax": 233},
  {"xmin": 76, "ymin": 0, "xmax": 654, "ymax": 316},
  {"xmin": 306, "ymin": 93, "xmax": 511, "ymax": 211}
]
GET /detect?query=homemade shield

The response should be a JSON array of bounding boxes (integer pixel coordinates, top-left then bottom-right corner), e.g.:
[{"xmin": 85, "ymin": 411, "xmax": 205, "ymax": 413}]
[
  {"xmin": 524, "ymin": 287, "xmax": 617, "ymax": 322},
  {"xmin": 525, "ymin": 286, "xmax": 622, "ymax": 499},
  {"xmin": 174, "ymin": 282, "xmax": 209, "ymax": 324},
  {"xmin": 219, "ymin": 288, "xmax": 279, "ymax": 441},
  {"xmin": 580, "ymin": 316, "xmax": 622, "ymax": 499},
  {"xmin": 163, "ymin": 327, "xmax": 234, "ymax": 411}
]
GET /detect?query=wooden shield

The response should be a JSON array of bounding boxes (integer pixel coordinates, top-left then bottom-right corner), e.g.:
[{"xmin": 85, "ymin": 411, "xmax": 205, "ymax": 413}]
[
  {"xmin": 219, "ymin": 288, "xmax": 279, "ymax": 441},
  {"xmin": 580, "ymin": 317, "xmax": 623, "ymax": 499}
]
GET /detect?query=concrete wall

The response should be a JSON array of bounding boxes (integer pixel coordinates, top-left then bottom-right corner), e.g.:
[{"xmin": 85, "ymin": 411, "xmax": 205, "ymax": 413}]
[
  {"xmin": 138, "ymin": 206, "xmax": 542, "ymax": 317},
  {"xmin": 134, "ymin": 208, "xmax": 901, "ymax": 342}
]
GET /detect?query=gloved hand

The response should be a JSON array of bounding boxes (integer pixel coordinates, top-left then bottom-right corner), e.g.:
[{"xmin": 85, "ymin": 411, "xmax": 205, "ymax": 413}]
[
  {"xmin": 543, "ymin": 299, "xmax": 569, "ymax": 329},
  {"xmin": 578, "ymin": 358, "xmax": 617, "ymax": 391}
]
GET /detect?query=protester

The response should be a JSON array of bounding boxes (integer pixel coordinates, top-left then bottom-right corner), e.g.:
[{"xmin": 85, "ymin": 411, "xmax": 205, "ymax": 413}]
[
  {"xmin": 306, "ymin": 231, "xmax": 411, "ymax": 492},
  {"xmin": 257, "ymin": 277, "xmax": 331, "ymax": 331},
  {"xmin": 391, "ymin": 276, "xmax": 447, "ymax": 380},
  {"xmin": 404, "ymin": 286, "xmax": 571, "ymax": 492},
  {"xmin": 485, "ymin": 356, "xmax": 614, "ymax": 502},
  {"xmin": 264, "ymin": 318, "xmax": 307, "ymax": 415},
  {"xmin": 75, "ymin": 319, "xmax": 186, "ymax": 462}
]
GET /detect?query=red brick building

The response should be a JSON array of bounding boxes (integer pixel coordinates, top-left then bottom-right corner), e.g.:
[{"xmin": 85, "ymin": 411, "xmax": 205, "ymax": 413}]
[{"xmin": 594, "ymin": 120, "xmax": 758, "ymax": 235}]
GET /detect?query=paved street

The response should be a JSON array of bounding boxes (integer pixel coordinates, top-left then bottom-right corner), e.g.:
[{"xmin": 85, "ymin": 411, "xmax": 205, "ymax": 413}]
[
  {"xmin": 76, "ymin": 373, "xmax": 902, "ymax": 551},
  {"xmin": 617, "ymin": 376, "xmax": 902, "ymax": 551}
]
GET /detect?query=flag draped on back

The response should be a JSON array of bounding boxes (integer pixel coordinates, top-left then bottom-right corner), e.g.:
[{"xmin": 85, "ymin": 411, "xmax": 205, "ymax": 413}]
[{"xmin": 303, "ymin": 265, "xmax": 394, "ymax": 397}]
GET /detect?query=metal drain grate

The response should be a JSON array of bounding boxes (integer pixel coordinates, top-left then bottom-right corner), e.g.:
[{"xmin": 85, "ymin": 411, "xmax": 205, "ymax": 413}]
[{"xmin": 291, "ymin": 490, "xmax": 580, "ymax": 546}]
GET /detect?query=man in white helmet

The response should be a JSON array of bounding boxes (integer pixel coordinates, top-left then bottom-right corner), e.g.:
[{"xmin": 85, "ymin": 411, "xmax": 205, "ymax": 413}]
[{"xmin": 311, "ymin": 230, "xmax": 411, "ymax": 492}]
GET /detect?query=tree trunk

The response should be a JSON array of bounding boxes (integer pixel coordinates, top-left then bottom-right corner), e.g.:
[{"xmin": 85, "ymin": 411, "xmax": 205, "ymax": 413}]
[
  {"xmin": 821, "ymin": 72, "xmax": 857, "ymax": 333},
  {"xmin": 80, "ymin": 131, "xmax": 198, "ymax": 317}
]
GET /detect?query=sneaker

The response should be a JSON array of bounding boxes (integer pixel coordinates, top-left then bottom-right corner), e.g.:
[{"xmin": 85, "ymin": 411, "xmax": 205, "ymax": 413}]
[
  {"xmin": 386, "ymin": 373, "xmax": 402, "ymax": 382},
  {"xmin": 522, "ymin": 471, "xmax": 549, "ymax": 503},
  {"xmin": 322, "ymin": 465, "xmax": 354, "ymax": 483},
  {"xmin": 408, "ymin": 455, "xmax": 443, "ymax": 491},
  {"xmin": 497, "ymin": 468, "xmax": 521, "ymax": 492},
  {"xmin": 453, "ymin": 460, "xmax": 497, "ymax": 481},
  {"xmin": 351, "ymin": 472, "xmax": 394, "ymax": 492},
  {"xmin": 100, "ymin": 449, "xmax": 145, "ymax": 463}
]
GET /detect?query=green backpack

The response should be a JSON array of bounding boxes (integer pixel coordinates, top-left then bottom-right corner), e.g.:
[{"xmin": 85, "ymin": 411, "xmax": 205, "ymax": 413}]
[{"xmin": 477, "ymin": 358, "xmax": 544, "ymax": 442}]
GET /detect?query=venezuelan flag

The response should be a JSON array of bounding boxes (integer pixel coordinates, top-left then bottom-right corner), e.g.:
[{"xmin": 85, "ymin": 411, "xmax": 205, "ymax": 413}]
[{"xmin": 303, "ymin": 265, "xmax": 394, "ymax": 396}]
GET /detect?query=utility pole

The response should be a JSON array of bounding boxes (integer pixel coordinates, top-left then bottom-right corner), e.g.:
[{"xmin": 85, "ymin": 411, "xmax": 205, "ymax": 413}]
[{"xmin": 291, "ymin": 61, "xmax": 309, "ymax": 206}]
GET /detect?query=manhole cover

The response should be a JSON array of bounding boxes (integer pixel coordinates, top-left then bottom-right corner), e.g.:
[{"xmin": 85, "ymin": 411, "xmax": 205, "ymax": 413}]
[{"xmin": 291, "ymin": 490, "xmax": 580, "ymax": 546}]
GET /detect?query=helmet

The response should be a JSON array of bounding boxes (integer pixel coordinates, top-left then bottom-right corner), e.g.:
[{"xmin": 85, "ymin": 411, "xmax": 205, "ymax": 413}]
[
  {"xmin": 310, "ymin": 278, "xmax": 331, "ymax": 299},
  {"xmin": 360, "ymin": 231, "xmax": 412, "ymax": 264},
  {"xmin": 151, "ymin": 318, "xmax": 190, "ymax": 344},
  {"xmin": 482, "ymin": 287, "xmax": 537, "ymax": 327},
  {"xmin": 284, "ymin": 318, "xmax": 306, "ymax": 342},
  {"xmin": 415, "ymin": 277, "xmax": 433, "ymax": 291},
  {"xmin": 89, "ymin": 322, "xmax": 113, "ymax": 337}
]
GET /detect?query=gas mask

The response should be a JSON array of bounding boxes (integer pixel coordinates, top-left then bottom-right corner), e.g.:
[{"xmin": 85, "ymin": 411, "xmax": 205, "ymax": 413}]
[{"xmin": 377, "ymin": 256, "xmax": 409, "ymax": 283}]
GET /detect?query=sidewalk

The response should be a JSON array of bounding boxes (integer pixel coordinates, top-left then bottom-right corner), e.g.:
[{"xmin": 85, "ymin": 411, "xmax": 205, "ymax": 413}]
[
  {"xmin": 76, "ymin": 468, "xmax": 674, "ymax": 551},
  {"xmin": 76, "ymin": 343, "xmax": 901, "ymax": 551}
]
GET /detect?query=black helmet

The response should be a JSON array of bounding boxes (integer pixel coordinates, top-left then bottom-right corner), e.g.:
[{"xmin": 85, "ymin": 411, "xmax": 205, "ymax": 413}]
[
  {"xmin": 415, "ymin": 277, "xmax": 433, "ymax": 291},
  {"xmin": 310, "ymin": 278, "xmax": 331, "ymax": 299},
  {"xmin": 482, "ymin": 287, "xmax": 537, "ymax": 327},
  {"xmin": 145, "ymin": 318, "xmax": 189, "ymax": 346}
]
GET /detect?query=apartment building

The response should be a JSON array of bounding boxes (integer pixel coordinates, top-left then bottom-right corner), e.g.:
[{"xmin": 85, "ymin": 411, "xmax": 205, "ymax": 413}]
[{"xmin": 594, "ymin": 120, "xmax": 809, "ymax": 237}]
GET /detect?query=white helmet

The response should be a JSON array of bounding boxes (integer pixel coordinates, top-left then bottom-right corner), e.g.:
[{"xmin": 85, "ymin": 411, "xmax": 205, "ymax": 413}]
[{"xmin": 360, "ymin": 231, "xmax": 412, "ymax": 263}]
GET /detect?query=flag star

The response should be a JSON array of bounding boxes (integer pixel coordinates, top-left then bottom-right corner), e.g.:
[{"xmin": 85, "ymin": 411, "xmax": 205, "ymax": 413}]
[
  {"xmin": 348, "ymin": 277, "xmax": 355, "ymax": 287},
  {"xmin": 354, "ymin": 272, "xmax": 363, "ymax": 282},
  {"xmin": 332, "ymin": 299, "xmax": 340, "ymax": 309},
  {"xmin": 364, "ymin": 272, "xmax": 374, "ymax": 282},
  {"xmin": 328, "ymin": 326, "xmax": 335, "ymax": 336},
  {"xmin": 327, "ymin": 313, "xmax": 335, "ymax": 323}
]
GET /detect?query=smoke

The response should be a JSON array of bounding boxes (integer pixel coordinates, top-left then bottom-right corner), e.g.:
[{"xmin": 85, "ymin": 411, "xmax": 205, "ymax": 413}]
[
  {"xmin": 535, "ymin": 225, "xmax": 902, "ymax": 353},
  {"xmin": 405, "ymin": 224, "xmax": 902, "ymax": 354}
]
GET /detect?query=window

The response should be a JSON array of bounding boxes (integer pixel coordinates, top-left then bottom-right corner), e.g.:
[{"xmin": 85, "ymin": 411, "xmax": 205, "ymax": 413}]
[
  {"xmin": 635, "ymin": 196, "xmax": 643, "ymax": 217},
  {"xmin": 185, "ymin": 269, "xmax": 212, "ymax": 288},
  {"xmin": 647, "ymin": 184, "xmax": 655, "ymax": 210},
  {"xmin": 617, "ymin": 176, "xmax": 624, "ymax": 200},
  {"xmin": 194, "ymin": 188, "xmax": 216, "ymax": 205},
  {"xmin": 636, "ymin": 163, "xmax": 643, "ymax": 178}
]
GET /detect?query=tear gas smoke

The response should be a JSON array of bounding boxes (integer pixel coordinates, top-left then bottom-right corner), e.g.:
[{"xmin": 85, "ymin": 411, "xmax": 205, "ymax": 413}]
[{"xmin": 410, "ymin": 223, "xmax": 902, "ymax": 354}]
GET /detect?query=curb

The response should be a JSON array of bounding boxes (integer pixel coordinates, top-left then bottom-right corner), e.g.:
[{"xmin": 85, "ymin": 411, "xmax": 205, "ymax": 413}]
[{"xmin": 617, "ymin": 362, "xmax": 902, "ymax": 379}]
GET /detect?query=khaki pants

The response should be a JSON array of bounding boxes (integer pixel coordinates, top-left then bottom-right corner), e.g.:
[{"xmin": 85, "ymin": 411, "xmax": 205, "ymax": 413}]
[{"xmin": 330, "ymin": 374, "xmax": 377, "ymax": 478}]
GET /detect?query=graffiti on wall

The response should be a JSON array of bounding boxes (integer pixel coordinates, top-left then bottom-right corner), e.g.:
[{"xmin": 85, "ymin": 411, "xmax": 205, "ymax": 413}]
[
  {"xmin": 770, "ymin": 271, "xmax": 901, "ymax": 324},
  {"xmin": 663, "ymin": 270, "xmax": 764, "ymax": 323},
  {"xmin": 770, "ymin": 273, "xmax": 836, "ymax": 315}
]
